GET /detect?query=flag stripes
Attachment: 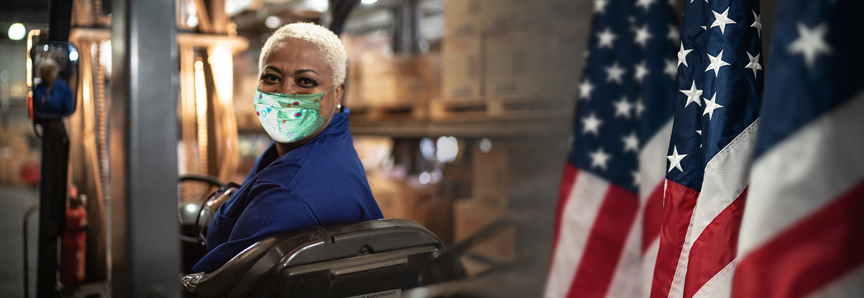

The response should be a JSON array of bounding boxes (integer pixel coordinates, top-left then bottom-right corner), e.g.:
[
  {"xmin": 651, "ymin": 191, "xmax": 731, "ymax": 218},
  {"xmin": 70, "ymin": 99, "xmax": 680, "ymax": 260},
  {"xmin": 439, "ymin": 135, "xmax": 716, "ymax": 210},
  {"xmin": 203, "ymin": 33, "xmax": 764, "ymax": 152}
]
[
  {"xmin": 735, "ymin": 92, "xmax": 864, "ymax": 298},
  {"xmin": 650, "ymin": 181, "xmax": 698, "ymax": 298},
  {"xmin": 570, "ymin": 185, "xmax": 640, "ymax": 298},
  {"xmin": 734, "ymin": 182, "xmax": 864, "ymax": 298},
  {"xmin": 546, "ymin": 168, "xmax": 614, "ymax": 298}
]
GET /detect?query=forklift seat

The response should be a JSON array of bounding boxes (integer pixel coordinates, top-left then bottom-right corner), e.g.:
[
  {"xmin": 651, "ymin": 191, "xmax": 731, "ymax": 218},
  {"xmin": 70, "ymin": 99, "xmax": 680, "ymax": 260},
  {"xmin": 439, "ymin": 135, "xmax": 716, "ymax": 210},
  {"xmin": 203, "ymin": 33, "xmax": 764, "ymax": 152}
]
[{"xmin": 180, "ymin": 219, "xmax": 465, "ymax": 298}]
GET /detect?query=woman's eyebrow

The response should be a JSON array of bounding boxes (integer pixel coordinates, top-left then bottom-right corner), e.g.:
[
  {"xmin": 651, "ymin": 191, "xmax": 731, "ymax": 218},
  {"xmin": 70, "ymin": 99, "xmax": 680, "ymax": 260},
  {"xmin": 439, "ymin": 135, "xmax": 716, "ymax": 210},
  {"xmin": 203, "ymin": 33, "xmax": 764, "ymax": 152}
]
[
  {"xmin": 264, "ymin": 66, "xmax": 281, "ymax": 74},
  {"xmin": 295, "ymin": 69, "xmax": 319, "ymax": 76}
]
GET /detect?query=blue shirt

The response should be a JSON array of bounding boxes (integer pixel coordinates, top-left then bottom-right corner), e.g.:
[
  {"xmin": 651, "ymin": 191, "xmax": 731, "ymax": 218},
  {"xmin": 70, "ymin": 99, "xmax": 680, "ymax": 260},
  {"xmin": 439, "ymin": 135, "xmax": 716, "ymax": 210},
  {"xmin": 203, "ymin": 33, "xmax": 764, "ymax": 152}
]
[
  {"xmin": 33, "ymin": 78, "xmax": 75, "ymax": 117},
  {"xmin": 192, "ymin": 109, "xmax": 383, "ymax": 273}
]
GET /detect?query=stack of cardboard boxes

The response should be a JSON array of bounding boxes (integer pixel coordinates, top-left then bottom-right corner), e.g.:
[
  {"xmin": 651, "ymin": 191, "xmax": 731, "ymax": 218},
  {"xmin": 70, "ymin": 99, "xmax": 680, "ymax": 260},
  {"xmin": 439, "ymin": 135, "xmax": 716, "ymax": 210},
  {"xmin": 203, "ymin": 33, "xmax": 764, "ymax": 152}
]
[
  {"xmin": 453, "ymin": 147, "xmax": 513, "ymax": 275},
  {"xmin": 368, "ymin": 175, "xmax": 454, "ymax": 244},
  {"xmin": 342, "ymin": 34, "xmax": 441, "ymax": 109},
  {"xmin": 357, "ymin": 53, "xmax": 441, "ymax": 106},
  {"xmin": 441, "ymin": 0, "xmax": 583, "ymax": 101}
]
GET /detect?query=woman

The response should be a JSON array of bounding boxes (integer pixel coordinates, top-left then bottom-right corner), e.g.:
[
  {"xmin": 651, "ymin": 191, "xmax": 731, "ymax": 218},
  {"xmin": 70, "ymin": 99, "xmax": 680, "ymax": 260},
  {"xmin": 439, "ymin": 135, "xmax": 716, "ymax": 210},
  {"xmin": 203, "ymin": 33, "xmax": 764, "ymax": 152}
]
[
  {"xmin": 192, "ymin": 23, "xmax": 383, "ymax": 273},
  {"xmin": 33, "ymin": 58, "xmax": 74, "ymax": 116}
]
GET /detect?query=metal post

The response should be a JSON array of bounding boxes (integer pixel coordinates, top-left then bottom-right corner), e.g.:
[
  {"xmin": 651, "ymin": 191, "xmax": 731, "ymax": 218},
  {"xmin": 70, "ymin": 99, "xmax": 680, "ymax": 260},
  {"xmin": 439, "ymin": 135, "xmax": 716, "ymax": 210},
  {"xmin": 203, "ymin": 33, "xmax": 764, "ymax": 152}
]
[
  {"xmin": 392, "ymin": 0, "xmax": 424, "ymax": 54},
  {"xmin": 36, "ymin": 120, "xmax": 69, "ymax": 298},
  {"xmin": 328, "ymin": 0, "xmax": 360, "ymax": 36},
  {"xmin": 36, "ymin": 1, "xmax": 74, "ymax": 297},
  {"xmin": 109, "ymin": 0, "xmax": 180, "ymax": 296}
]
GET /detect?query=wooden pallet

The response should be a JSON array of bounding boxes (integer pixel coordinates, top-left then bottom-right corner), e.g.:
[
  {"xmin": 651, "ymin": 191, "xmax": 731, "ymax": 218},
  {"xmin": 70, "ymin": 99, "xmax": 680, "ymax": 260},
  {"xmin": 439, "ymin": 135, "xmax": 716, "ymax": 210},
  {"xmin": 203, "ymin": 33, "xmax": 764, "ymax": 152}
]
[
  {"xmin": 429, "ymin": 95, "xmax": 574, "ymax": 120},
  {"xmin": 348, "ymin": 102, "xmax": 429, "ymax": 121}
]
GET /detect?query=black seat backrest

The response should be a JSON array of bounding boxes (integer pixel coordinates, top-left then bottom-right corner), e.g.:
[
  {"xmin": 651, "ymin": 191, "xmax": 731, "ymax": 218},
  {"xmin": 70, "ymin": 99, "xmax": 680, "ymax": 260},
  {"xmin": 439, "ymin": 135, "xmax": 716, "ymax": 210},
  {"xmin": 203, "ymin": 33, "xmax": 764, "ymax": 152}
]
[{"xmin": 182, "ymin": 219, "xmax": 464, "ymax": 297}]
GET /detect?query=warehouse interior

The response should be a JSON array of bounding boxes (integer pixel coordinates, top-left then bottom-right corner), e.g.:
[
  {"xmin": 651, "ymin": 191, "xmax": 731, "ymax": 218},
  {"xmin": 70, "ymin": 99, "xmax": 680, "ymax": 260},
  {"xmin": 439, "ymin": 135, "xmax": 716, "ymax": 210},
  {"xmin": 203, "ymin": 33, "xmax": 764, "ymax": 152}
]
[{"xmin": 0, "ymin": 0, "xmax": 781, "ymax": 297}]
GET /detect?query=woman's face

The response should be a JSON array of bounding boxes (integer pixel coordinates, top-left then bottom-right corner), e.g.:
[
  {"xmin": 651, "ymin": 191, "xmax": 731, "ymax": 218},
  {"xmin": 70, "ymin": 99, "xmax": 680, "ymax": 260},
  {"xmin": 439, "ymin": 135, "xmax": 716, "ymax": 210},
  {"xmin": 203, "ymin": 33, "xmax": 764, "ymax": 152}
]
[{"xmin": 258, "ymin": 38, "xmax": 344, "ymax": 126}]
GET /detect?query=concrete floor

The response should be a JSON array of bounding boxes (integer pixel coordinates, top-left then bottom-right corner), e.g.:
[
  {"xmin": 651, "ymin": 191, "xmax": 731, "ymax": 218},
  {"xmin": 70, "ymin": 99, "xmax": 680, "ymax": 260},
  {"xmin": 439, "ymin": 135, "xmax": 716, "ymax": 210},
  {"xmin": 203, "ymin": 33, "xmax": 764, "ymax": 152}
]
[{"xmin": 0, "ymin": 185, "xmax": 39, "ymax": 298}]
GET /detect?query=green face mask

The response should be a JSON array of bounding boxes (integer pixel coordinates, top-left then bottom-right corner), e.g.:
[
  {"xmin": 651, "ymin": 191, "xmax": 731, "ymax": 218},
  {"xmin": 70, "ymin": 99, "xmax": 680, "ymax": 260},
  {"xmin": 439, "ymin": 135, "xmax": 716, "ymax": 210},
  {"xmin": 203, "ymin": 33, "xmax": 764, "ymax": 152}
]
[{"xmin": 254, "ymin": 86, "xmax": 335, "ymax": 143}]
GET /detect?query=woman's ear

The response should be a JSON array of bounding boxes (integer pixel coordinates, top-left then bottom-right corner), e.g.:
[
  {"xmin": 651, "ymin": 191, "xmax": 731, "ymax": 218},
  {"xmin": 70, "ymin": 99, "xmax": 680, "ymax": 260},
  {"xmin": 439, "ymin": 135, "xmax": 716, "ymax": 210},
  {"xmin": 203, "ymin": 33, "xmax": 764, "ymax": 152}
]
[
  {"xmin": 333, "ymin": 83, "xmax": 346, "ymax": 108},
  {"xmin": 334, "ymin": 83, "xmax": 346, "ymax": 101}
]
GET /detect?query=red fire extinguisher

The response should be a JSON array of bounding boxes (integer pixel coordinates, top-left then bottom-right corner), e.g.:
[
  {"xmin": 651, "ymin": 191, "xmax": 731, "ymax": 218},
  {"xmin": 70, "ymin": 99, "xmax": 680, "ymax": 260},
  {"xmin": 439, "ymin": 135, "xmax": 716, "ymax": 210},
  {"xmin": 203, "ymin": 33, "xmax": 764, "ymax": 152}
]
[{"xmin": 61, "ymin": 190, "xmax": 87, "ymax": 287}]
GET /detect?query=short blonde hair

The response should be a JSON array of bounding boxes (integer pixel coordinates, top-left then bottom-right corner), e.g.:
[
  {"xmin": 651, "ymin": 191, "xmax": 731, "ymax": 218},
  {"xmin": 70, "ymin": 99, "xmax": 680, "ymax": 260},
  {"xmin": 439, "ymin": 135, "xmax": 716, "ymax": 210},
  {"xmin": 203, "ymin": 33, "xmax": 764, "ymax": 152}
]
[
  {"xmin": 259, "ymin": 22, "xmax": 347, "ymax": 84},
  {"xmin": 39, "ymin": 59, "xmax": 59, "ymax": 81}
]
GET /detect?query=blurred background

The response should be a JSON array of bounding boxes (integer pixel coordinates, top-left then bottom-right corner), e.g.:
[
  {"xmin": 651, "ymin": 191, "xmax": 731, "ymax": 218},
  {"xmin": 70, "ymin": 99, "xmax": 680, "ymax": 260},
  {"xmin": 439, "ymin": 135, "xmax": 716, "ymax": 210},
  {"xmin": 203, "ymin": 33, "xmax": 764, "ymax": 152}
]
[{"xmin": 0, "ymin": 0, "xmax": 593, "ymax": 296}]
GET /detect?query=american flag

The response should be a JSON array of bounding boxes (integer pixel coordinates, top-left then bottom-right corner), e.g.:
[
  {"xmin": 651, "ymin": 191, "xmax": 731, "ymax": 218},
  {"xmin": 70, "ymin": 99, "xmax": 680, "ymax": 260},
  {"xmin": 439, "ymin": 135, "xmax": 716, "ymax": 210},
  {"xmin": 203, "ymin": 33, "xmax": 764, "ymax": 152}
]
[
  {"xmin": 733, "ymin": 1, "xmax": 864, "ymax": 297},
  {"xmin": 649, "ymin": 0, "xmax": 763, "ymax": 297},
  {"xmin": 544, "ymin": 0, "xmax": 678, "ymax": 296}
]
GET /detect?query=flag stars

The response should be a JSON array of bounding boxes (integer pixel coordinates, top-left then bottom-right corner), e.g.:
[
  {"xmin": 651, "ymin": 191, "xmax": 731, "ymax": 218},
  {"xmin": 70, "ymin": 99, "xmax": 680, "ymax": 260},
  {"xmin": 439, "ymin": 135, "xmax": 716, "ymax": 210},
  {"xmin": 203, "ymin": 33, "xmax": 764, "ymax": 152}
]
[
  {"xmin": 667, "ymin": 24, "xmax": 679, "ymax": 44},
  {"xmin": 634, "ymin": 24, "xmax": 653, "ymax": 48},
  {"xmin": 696, "ymin": 130, "xmax": 702, "ymax": 148},
  {"xmin": 595, "ymin": 0, "xmax": 609, "ymax": 14},
  {"xmin": 706, "ymin": 50, "xmax": 731, "ymax": 76},
  {"xmin": 632, "ymin": 171, "xmax": 641, "ymax": 187},
  {"xmin": 579, "ymin": 78, "xmax": 594, "ymax": 100},
  {"xmin": 622, "ymin": 131, "xmax": 639, "ymax": 153},
  {"xmin": 635, "ymin": 61, "xmax": 649, "ymax": 83},
  {"xmin": 606, "ymin": 62, "xmax": 627, "ymax": 84},
  {"xmin": 636, "ymin": 0, "xmax": 655, "ymax": 11},
  {"xmin": 667, "ymin": 146, "xmax": 687, "ymax": 173},
  {"xmin": 711, "ymin": 7, "xmax": 737, "ymax": 35},
  {"xmin": 597, "ymin": 27, "xmax": 618, "ymax": 49},
  {"xmin": 589, "ymin": 147, "xmax": 612, "ymax": 171},
  {"xmin": 582, "ymin": 112, "xmax": 603, "ymax": 136},
  {"xmin": 664, "ymin": 59, "xmax": 678, "ymax": 79},
  {"xmin": 678, "ymin": 42, "xmax": 693, "ymax": 68},
  {"xmin": 751, "ymin": 11, "xmax": 762, "ymax": 39},
  {"xmin": 635, "ymin": 97, "xmax": 645, "ymax": 119},
  {"xmin": 745, "ymin": 51, "xmax": 762, "ymax": 79},
  {"xmin": 614, "ymin": 97, "xmax": 634, "ymax": 119},
  {"xmin": 788, "ymin": 22, "xmax": 832, "ymax": 69},
  {"xmin": 680, "ymin": 81, "xmax": 703, "ymax": 108},
  {"xmin": 703, "ymin": 93, "xmax": 724, "ymax": 120}
]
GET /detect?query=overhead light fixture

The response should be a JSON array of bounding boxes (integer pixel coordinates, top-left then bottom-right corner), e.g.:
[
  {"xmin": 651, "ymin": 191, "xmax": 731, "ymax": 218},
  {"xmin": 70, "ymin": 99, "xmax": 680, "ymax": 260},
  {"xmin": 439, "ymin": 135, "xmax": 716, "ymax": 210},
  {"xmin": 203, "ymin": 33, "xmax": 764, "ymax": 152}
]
[
  {"xmin": 7, "ymin": 23, "xmax": 25, "ymax": 40},
  {"xmin": 265, "ymin": 16, "xmax": 281, "ymax": 29},
  {"xmin": 436, "ymin": 136, "xmax": 459, "ymax": 163},
  {"xmin": 479, "ymin": 138, "xmax": 492, "ymax": 153},
  {"xmin": 361, "ymin": 0, "xmax": 378, "ymax": 4}
]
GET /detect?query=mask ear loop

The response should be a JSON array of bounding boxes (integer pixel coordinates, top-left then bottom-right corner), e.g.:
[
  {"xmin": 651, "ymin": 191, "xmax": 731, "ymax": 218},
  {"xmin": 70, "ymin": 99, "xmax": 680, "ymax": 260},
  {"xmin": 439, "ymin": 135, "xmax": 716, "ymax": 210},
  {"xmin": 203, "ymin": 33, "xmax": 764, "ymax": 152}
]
[{"xmin": 318, "ymin": 85, "xmax": 341, "ymax": 118}]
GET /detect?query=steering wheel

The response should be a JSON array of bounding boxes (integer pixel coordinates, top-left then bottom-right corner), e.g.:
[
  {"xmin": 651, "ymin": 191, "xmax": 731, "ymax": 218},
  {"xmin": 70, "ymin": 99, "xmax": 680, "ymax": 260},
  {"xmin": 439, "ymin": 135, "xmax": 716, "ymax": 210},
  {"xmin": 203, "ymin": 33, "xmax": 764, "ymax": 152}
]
[{"xmin": 178, "ymin": 175, "xmax": 241, "ymax": 246}]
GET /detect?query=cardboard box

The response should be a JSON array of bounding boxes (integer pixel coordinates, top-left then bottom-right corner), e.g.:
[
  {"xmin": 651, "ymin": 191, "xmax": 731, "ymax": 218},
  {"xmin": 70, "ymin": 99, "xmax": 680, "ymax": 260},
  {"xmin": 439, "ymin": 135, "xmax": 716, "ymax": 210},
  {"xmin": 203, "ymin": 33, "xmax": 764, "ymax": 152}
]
[
  {"xmin": 484, "ymin": 24, "xmax": 582, "ymax": 97},
  {"xmin": 453, "ymin": 199, "xmax": 515, "ymax": 263},
  {"xmin": 444, "ymin": 0, "xmax": 487, "ymax": 36},
  {"xmin": 472, "ymin": 147, "xmax": 509, "ymax": 208},
  {"xmin": 367, "ymin": 176, "xmax": 453, "ymax": 243},
  {"xmin": 441, "ymin": 35, "xmax": 483, "ymax": 99},
  {"xmin": 482, "ymin": 0, "xmax": 535, "ymax": 30},
  {"xmin": 484, "ymin": 28, "xmax": 542, "ymax": 96},
  {"xmin": 355, "ymin": 53, "xmax": 441, "ymax": 106},
  {"xmin": 444, "ymin": 0, "xmax": 565, "ymax": 36},
  {"xmin": 368, "ymin": 176, "xmax": 418, "ymax": 220}
]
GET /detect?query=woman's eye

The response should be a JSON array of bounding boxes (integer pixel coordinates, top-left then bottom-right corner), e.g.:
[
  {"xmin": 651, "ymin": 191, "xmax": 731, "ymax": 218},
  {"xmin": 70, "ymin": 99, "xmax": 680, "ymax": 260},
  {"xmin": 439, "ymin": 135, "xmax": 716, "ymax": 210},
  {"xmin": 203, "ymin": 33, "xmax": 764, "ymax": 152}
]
[
  {"xmin": 261, "ymin": 74, "xmax": 279, "ymax": 84},
  {"xmin": 298, "ymin": 78, "xmax": 319, "ymax": 87}
]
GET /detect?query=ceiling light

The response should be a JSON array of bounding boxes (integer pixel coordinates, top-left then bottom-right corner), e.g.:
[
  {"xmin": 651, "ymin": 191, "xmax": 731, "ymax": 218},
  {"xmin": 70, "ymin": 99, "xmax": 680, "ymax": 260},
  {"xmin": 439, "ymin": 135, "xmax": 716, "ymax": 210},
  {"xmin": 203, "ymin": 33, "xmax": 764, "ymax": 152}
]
[
  {"xmin": 8, "ymin": 23, "xmax": 25, "ymax": 41},
  {"xmin": 265, "ymin": 16, "xmax": 281, "ymax": 29},
  {"xmin": 361, "ymin": 0, "xmax": 378, "ymax": 4}
]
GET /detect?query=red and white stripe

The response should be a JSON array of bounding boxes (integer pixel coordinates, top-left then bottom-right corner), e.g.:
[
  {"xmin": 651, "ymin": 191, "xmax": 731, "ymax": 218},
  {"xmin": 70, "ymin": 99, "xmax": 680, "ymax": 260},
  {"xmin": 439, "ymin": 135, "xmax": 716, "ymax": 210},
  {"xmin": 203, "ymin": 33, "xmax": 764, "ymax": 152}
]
[
  {"xmin": 546, "ymin": 167, "xmax": 641, "ymax": 298},
  {"xmin": 733, "ymin": 92, "xmax": 864, "ymax": 298},
  {"xmin": 545, "ymin": 120, "xmax": 672, "ymax": 298},
  {"xmin": 651, "ymin": 121, "xmax": 759, "ymax": 298},
  {"xmin": 639, "ymin": 119, "xmax": 674, "ymax": 297}
]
